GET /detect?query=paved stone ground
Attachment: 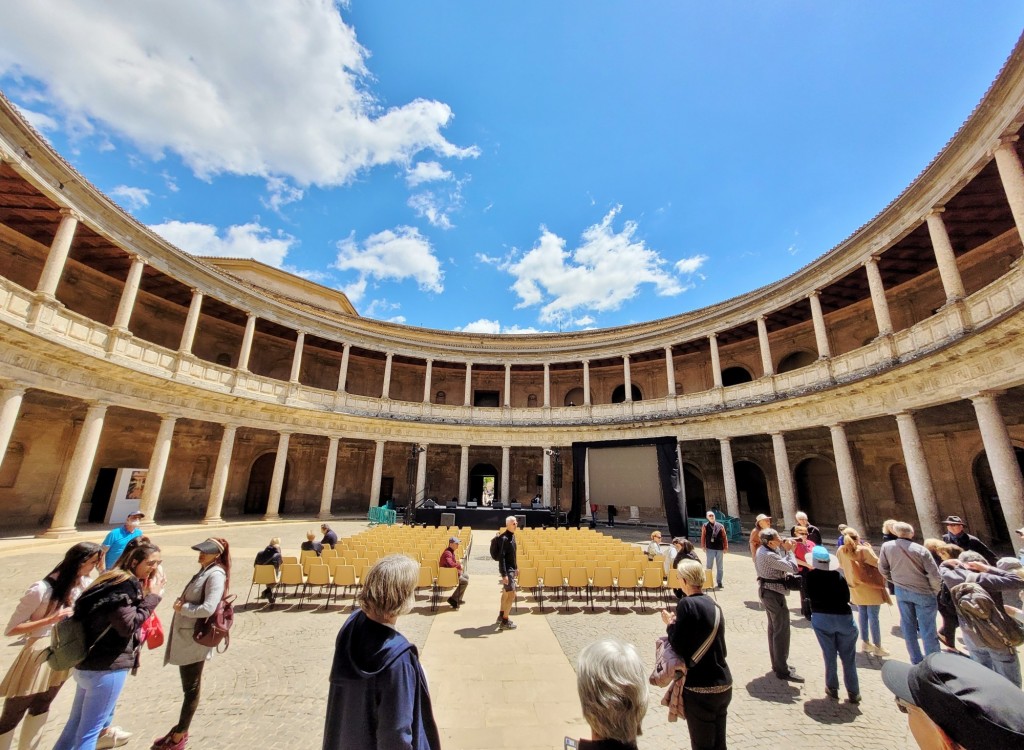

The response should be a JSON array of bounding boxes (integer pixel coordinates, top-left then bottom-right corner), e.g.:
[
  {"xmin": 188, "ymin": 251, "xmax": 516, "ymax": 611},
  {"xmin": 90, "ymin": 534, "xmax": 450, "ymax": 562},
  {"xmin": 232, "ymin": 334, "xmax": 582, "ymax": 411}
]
[{"xmin": 0, "ymin": 519, "xmax": 922, "ymax": 749}]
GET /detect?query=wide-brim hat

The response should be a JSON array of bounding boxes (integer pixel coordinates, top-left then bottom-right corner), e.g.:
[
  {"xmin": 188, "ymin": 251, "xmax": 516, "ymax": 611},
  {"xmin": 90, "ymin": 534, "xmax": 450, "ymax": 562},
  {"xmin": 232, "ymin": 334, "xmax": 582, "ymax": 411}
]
[
  {"xmin": 191, "ymin": 538, "xmax": 225, "ymax": 555},
  {"xmin": 943, "ymin": 515, "xmax": 966, "ymax": 525},
  {"xmin": 755, "ymin": 514, "xmax": 771, "ymax": 523},
  {"xmin": 882, "ymin": 653, "xmax": 1024, "ymax": 747},
  {"xmin": 811, "ymin": 546, "xmax": 838, "ymax": 571}
]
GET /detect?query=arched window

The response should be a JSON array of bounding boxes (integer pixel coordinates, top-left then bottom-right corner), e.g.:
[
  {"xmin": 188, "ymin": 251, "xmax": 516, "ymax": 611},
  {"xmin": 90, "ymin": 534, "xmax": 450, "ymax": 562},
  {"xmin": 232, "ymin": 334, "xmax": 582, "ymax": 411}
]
[
  {"xmin": 435, "ymin": 390, "xmax": 446, "ymax": 405},
  {"xmin": 721, "ymin": 366, "xmax": 753, "ymax": 386},
  {"xmin": 216, "ymin": 352, "xmax": 232, "ymax": 367},
  {"xmin": 564, "ymin": 387, "xmax": 585, "ymax": 406},
  {"xmin": 527, "ymin": 394, "xmax": 538, "ymax": 408},
  {"xmin": 610, "ymin": 384, "xmax": 642, "ymax": 403}
]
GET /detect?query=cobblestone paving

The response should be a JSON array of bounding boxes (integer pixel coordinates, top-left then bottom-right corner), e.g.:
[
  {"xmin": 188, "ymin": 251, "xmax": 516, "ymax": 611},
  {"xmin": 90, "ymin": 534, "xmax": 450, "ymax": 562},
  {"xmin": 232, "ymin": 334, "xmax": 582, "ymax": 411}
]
[{"xmin": 0, "ymin": 520, "xmax": 922, "ymax": 749}]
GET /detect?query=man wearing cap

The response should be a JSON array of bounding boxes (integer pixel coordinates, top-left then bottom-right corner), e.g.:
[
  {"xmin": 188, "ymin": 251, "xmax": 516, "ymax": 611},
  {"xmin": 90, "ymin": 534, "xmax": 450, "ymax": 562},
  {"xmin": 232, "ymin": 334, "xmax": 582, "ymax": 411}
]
[
  {"xmin": 701, "ymin": 511, "xmax": 728, "ymax": 589},
  {"xmin": 879, "ymin": 521, "xmax": 943, "ymax": 664},
  {"xmin": 439, "ymin": 536, "xmax": 468, "ymax": 610},
  {"xmin": 942, "ymin": 516, "xmax": 997, "ymax": 565},
  {"xmin": 749, "ymin": 513, "xmax": 772, "ymax": 557},
  {"xmin": 754, "ymin": 528, "xmax": 805, "ymax": 682},
  {"xmin": 883, "ymin": 652, "xmax": 1024, "ymax": 750},
  {"xmin": 101, "ymin": 511, "xmax": 144, "ymax": 570}
]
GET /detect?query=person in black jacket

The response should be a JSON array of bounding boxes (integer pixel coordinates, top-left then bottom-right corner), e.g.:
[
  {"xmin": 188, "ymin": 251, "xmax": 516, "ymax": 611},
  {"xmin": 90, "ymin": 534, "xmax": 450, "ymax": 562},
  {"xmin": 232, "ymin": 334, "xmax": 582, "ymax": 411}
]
[
  {"xmin": 805, "ymin": 546, "xmax": 860, "ymax": 704},
  {"xmin": 52, "ymin": 543, "xmax": 163, "ymax": 750},
  {"xmin": 941, "ymin": 516, "xmax": 997, "ymax": 565},
  {"xmin": 662, "ymin": 558, "xmax": 731, "ymax": 750},
  {"xmin": 254, "ymin": 538, "xmax": 282, "ymax": 604},
  {"xmin": 496, "ymin": 517, "xmax": 518, "ymax": 631}
]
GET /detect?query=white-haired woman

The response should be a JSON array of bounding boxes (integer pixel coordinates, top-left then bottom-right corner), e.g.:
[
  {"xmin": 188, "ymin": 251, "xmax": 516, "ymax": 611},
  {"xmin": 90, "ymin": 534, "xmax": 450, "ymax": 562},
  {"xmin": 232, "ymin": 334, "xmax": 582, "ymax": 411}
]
[
  {"xmin": 323, "ymin": 554, "xmax": 440, "ymax": 750},
  {"xmin": 574, "ymin": 638, "xmax": 648, "ymax": 750},
  {"xmin": 661, "ymin": 559, "xmax": 731, "ymax": 750}
]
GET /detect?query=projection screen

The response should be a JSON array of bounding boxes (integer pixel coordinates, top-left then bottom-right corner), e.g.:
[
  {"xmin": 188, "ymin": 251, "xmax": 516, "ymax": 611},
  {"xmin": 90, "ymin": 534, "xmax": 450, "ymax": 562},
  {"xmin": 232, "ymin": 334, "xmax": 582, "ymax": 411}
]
[{"xmin": 586, "ymin": 445, "xmax": 663, "ymax": 508}]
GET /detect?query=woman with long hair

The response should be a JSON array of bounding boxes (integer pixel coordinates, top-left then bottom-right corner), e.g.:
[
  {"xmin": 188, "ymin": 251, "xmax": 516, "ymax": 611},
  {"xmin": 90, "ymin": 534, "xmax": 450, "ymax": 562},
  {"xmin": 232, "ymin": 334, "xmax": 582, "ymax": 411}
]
[
  {"xmin": 836, "ymin": 528, "xmax": 891, "ymax": 657},
  {"xmin": 152, "ymin": 538, "xmax": 230, "ymax": 750},
  {"xmin": 670, "ymin": 538, "xmax": 700, "ymax": 599},
  {"xmin": 52, "ymin": 543, "xmax": 163, "ymax": 750},
  {"xmin": 0, "ymin": 542, "xmax": 103, "ymax": 750}
]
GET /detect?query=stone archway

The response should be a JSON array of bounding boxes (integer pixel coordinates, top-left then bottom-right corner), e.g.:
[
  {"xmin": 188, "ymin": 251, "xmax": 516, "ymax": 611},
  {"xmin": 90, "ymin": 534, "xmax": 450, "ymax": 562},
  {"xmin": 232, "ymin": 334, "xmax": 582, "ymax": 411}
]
[
  {"xmin": 470, "ymin": 462, "xmax": 499, "ymax": 506},
  {"xmin": 611, "ymin": 384, "xmax": 643, "ymax": 403},
  {"xmin": 245, "ymin": 453, "xmax": 290, "ymax": 514},
  {"xmin": 735, "ymin": 460, "xmax": 770, "ymax": 515},
  {"xmin": 795, "ymin": 456, "xmax": 842, "ymax": 527},
  {"xmin": 564, "ymin": 387, "xmax": 588, "ymax": 406},
  {"xmin": 721, "ymin": 366, "xmax": 753, "ymax": 386},
  {"xmin": 778, "ymin": 350, "xmax": 817, "ymax": 373},
  {"xmin": 971, "ymin": 447, "xmax": 1024, "ymax": 544}
]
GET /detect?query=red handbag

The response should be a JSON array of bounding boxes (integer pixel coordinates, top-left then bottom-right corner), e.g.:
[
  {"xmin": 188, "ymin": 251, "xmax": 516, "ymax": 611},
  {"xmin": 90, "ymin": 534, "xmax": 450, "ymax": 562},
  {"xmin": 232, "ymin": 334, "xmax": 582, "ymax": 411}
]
[{"xmin": 140, "ymin": 612, "xmax": 164, "ymax": 650}]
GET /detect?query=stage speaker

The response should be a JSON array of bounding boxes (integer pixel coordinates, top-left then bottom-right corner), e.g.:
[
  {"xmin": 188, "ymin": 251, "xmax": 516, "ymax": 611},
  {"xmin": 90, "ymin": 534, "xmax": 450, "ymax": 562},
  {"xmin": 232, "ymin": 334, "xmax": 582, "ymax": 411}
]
[
  {"xmin": 515, "ymin": 514, "xmax": 526, "ymax": 529},
  {"xmin": 492, "ymin": 500, "xmax": 503, "ymax": 510},
  {"xmin": 510, "ymin": 502, "xmax": 522, "ymax": 510},
  {"xmin": 440, "ymin": 512, "xmax": 456, "ymax": 528},
  {"xmin": 446, "ymin": 502, "xmax": 457, "ymax": 509},
  {"xmin": 467, "ymin": 501, "xmax": 478, "ymax": 508}
]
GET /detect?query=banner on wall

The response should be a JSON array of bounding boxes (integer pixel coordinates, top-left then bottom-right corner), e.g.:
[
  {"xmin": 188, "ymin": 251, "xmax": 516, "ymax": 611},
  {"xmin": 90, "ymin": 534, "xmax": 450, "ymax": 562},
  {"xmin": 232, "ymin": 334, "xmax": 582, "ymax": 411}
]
[{"xmin": 105, "ymin": 468, "xmax": 148, "ymax": 524}]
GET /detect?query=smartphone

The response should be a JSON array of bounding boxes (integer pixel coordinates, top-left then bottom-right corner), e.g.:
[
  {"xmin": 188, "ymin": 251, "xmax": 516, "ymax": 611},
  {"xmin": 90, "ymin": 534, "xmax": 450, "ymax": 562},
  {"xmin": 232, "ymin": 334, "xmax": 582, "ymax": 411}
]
[{"xmin": 564, "ymin": 738, "xmax": 578, "ymax": 749}]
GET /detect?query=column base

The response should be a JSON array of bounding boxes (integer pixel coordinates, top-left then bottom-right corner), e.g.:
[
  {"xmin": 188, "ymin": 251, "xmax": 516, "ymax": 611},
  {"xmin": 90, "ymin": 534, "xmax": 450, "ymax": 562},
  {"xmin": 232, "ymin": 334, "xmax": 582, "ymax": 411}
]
[
  {"xmin": 317, "ymin": 512, "xmax": 334, "ymax": 521},
  {"xmin": 37, "ymin": 526, "xmax": 78, "ymax": 539},
  {"xmin": 262, "ymin": 515, "xmax": 281, "ymax": 522},
  {"xmin": 201, "ymin": 517, "xmax": 226, "ymax": 526}
]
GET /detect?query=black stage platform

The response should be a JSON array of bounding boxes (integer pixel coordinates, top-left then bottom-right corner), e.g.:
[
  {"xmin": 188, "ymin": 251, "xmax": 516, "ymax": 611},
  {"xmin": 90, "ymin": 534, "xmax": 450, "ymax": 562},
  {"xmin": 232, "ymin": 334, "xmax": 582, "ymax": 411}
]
[{"xmin": 414, "ymin": 506, "xmax": 565, "ymax": 529}]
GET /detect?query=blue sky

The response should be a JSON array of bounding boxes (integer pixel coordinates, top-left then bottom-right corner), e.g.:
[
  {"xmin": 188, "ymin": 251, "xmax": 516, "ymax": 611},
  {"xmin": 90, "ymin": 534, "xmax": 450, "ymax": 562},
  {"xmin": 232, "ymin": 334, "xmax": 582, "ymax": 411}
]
[{"xmin": 2, "ymin": 2, "xmax": 1023, "ymax": 333}]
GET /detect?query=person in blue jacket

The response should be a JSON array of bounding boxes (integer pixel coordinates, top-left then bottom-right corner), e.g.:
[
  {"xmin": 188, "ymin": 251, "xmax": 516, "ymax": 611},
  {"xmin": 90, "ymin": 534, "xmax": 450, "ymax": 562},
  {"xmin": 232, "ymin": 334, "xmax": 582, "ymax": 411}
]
[{"xmin": 323, "ymin": 554, "xmax": 440, "ymax": 750}]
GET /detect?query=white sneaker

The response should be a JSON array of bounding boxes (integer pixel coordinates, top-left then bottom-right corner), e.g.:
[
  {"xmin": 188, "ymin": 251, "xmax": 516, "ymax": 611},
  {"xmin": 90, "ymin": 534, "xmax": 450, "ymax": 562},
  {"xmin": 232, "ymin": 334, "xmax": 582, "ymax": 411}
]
[
  {"xmin": 95, "ymin": 726, "xmax": 132, "ymax": 749},
  {"xmin": 860, "ymin": 641, "xmax": 873, "ymax": 653}
]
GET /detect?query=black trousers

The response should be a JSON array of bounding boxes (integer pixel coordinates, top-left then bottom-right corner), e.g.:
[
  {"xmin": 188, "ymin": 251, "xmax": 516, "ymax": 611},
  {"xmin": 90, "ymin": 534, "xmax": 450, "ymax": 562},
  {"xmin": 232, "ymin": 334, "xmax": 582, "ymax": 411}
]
[
  {"xmin": 174, "ymin": 660, "xmax": 205, "ymax": 734},
  {"xmin": 684, "ymin": 687, "xmax": 732, "ymax": 750}
]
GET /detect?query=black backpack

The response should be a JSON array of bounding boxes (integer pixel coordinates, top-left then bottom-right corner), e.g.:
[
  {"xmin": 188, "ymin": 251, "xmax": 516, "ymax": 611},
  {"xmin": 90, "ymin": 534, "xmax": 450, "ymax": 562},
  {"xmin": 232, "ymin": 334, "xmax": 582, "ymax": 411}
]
[
  {"xmin": 951, "ymin": 578, "xmax": 1024, "ymax": 650},
  {"xmin": 489, "ymin": 533, "xmax": 505, "ymax": 561}
]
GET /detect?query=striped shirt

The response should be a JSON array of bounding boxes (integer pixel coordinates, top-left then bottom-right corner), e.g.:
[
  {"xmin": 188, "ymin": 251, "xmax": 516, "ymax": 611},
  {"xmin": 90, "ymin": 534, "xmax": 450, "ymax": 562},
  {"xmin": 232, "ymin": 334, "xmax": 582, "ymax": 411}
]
[{"xmin": 754, "ymin": 545, "xmax": 799, "ymax": 595}]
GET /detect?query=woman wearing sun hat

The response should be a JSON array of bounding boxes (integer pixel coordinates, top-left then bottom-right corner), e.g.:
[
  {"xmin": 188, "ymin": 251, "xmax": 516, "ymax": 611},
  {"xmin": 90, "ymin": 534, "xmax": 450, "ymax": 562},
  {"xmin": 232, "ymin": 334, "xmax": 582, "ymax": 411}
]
[
  {"xmin": 152, "ymin": 538, "xmax": 230, "ymax": 750},
  {"xmin": 805, "ymin": 545, "xmax": 860, "ymax": 704},
  {"xmin": 749, "ymin": 514, "xmax": 772, "ymax": 557}
]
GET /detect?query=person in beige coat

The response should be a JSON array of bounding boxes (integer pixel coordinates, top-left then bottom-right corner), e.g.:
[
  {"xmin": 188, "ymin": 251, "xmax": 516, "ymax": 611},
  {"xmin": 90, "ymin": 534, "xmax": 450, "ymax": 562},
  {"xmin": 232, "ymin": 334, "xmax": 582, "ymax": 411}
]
[
  {"xmin": 837, "ymin": 528, "xmax": 891, "ymax": 656},
  {"xmin": 749, "ymin": 514, "xmax": 772, "ymax": 557}
]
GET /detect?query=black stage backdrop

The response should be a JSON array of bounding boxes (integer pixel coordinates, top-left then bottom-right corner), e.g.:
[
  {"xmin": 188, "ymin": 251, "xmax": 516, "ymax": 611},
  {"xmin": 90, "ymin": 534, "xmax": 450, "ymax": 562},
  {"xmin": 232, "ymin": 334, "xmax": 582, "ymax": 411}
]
[{"xmin": 569, "ymin": 436, "xmax": 686, "ymax": 538}]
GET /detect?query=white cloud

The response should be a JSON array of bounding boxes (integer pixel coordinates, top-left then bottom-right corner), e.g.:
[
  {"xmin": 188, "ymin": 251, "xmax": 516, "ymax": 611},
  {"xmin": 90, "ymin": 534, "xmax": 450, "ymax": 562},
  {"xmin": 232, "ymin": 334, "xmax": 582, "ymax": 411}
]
[
  {"xmin": 408, "ymin": 192, "xmax": 453, "ymax": 229},
  {"xmin": 149, "ymin": 220, "xmax": 294, "ymax": 267},
  {"xmin": 0, "ymin": 2, "xmax": 478, "ymax": 189},
  {"xmin": 501, "ymin": 206, "xmax": 703, "ymax": 324},
  {"xmin": 334, "ymin": 226, "xmax": 443, "ymax": 303},
  {"xmin": 675, "ymin": 255, "xmax": 708, "ymax": 274},
  {"xmin": 110, "ymin": 184, "xmax": 151, "ymax": 210},
  {"xmin": 263, "ymin": 177, "xmax": 304, "ymax": 213},
  {"xmin": 13, "ymin": 105, "xmax": 57, "ymax": 132},
  {"xmin": 456, "ymin": 318, "xmax": 542, "ymax": 335},
  {"xmin": 475, "ymin": 252, "xmax": 502, "ymax": 264},
  {"xmin": 405, "ymin": 161, "xmax": 452, "ymax": 187}
]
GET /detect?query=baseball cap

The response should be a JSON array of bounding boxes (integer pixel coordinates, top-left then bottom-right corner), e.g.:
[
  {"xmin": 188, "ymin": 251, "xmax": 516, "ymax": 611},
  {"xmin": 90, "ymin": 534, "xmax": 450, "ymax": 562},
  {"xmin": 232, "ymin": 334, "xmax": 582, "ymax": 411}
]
[
  {"xmin": 882, "ymin": 652, "xmax": 1024, "ymax": 748},
  {"xmin": 449, "ymin": 536, "xmax": 461, "ymax": 544},
  {"xmin": 191, "ymin": 538, "xmax": 225, "ymax": 555},
  {"xmin": 811, "ymin": 545, "xmax": 833, "ymax": 570},
  {"xmin": 755, "ymin": 513, "xmax": 771, "ymax": 522},
  {"xmin": 126, "ymin": 511, "xmax": 145, "ymax": 520}
]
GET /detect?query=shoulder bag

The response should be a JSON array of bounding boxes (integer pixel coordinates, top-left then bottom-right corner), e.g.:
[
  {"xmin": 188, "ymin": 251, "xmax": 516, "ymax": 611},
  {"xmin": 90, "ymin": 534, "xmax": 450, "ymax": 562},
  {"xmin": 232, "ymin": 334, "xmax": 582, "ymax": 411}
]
[
  {"xmin": 651, "ymin": 603, "xmax": 722, "ymax": 722},
  {"xmin": 193, "ymin": 573, "xmax": 235, "ymax": 652}
]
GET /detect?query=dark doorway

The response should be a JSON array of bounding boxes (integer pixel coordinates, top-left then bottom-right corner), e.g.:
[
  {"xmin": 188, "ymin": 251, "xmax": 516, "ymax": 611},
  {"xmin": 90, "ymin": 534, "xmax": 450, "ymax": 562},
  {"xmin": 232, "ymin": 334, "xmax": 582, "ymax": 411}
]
[
  {"xmin": 473, "ymin": 390, "xmax": 500, "ymax": 408},
  {"xmin": 683, "ymin": 464, "xmax": 706, "ymax": 518},
  {"xmin": 972, "ymin": 448, "xmax": 1023, "ymax": 544},
  {"xmin": 88, "ymin": 468, "xmax": 118, "ymax": 523},
  {"xmin": 721, "ymin": 367, "xmax": 753, "ymax": 386},
  {"xmin": 795, "ymin": 457, "xmax": 842, "ymax": 526},
  {"xmin": 245, "ymin": 453, "xmax": 290, "ymax": 514},
  {"xmin": 735, "ymin": 460, "xmax": 770, "ymax": 514},
  {"xmin": 611, "ymin": 384, "xmax": 643, "ymax": 403},
  {"xmin": 379, "ymin": 477, "xmax": 394, "ymax": 506},
  {"xmin": 470, "ymin": 463, "xmax": 499, "ymax": 505},
  {"xmin": 778, "ymin": 350, "xmax": 817, "ymax": 373}
]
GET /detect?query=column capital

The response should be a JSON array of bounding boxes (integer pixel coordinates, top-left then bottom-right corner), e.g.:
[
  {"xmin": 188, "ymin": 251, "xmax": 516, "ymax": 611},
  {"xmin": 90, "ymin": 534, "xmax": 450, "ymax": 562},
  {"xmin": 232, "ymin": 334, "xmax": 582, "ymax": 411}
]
[
  {"xmin": 58, "ymin": 207, "xmax": 85, "ymax": 222},
  {"xmin": 126, "ymin": 253, "xmax": 146, "ymax": 266},
  {"xmin": 808, "ymin": 289, "xmax": 822, "ymax": 299},
  {"xmin": 927, "ymin": 205, "xmax": 946, "ymax": 218},
  {"xmin": 374, "ymin": 438, "xmax": 386, "ymax": 447},
  {"xmin": 664, "ymin": 344, "xmax": 674, "ymax": 353},
  {"xmin": 864, "ymin": 254, "xmax": 882, "ymax": 266},
  {"xmin": 826, "ymin": 421, "xmax": 847, "ymax": 430},
  {"xmin": 708, "ymin": 332, "xmax": 718, "ymax": 341},
  {"xmin": 966, "ymin": 389, "xmax": 1005, "ymax": 403},
  {"xmin": 245, "ymin": 312, "xmax": 257, "ymax": 321},
  {"xmin": 768, "ymin": 430, "xmax": 785, "ymax": 438},
  {"xmin": 157, "ymin": 412, "xmax": 180, "ymax": 422},
  {"xmin": 622, "ymin": 353, "xmax": 631, "ymax": 361},
  {"xmin": 718, "ymin": 436, "xmax": 732, "ymax": 444},
  {"xmin": 342, "ymin": 341, "xmax": 351, "ymax": 350},
  {"xmin": 996, "ymin": 134, "xmax": 1020, "ymax": 150},
  {"xmin": 425, "ymin": 357, "xmax": 434, "ymax": 364},
  {"xmin": 756, "ymin": 314, "xmax": 767, "ymax": 323},
  {"xmin": 0, "ymin": 383, "xmax": 28, "ymax": 396}
]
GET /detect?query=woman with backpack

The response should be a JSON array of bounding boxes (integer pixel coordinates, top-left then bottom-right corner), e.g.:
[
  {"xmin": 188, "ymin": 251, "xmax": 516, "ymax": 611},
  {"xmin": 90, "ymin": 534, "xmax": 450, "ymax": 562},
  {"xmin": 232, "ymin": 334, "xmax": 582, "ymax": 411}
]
[
  {"xmin": 52, "ymin": 542, "xmax": 164, "ymax": 750},
  {"xmin": 151, "ymin": 538, "xmax": 230, "ymax": 750},
  {"xmin": 0, "ymin": 542, "xmax": 103, "ymax": 750}
]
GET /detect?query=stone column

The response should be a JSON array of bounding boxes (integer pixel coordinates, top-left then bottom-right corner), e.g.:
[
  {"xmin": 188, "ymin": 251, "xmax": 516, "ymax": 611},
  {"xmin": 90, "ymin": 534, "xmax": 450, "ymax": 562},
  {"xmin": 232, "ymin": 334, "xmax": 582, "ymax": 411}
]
[
  {"xmin": 582, "ymin": 360, "xmax": 591, "ymax": 405},
  {"xmin": 138, "ymin": 415, "xmax": 177, "ymax": 522},
  {"xmin": 423, "ymin": 359, "xmax": 434, "ymax": 403},
  {"xmin": 809, "ymin": 292, "xmax": 832, "ymax": 358},
  {"xmin": 368, "ymin": 439, "xmax": 385, "ymax": 510},
  {"xmin": 543, "ymin": 363, "xmax": 551, "ymax": 408},
  {"xmin": 204, "ymin": 425, "xmax": 237, "ymax": 524},
  {"xmin": 501, "ymin": 445, "xmax": 511, "ymax": 503},
  {"xmin": 111, "ymin": 255, "xmax": 145, "ymax": 332},
  {"xmin": 719, "ymin": 438, "xmax": 740, "ymax": 519},
  {"xmin": 709, "ymin": 334, "xmax": 723, "ymax": 388},
  {"xmin": 381, "ymin": 352, "xmax": 393, "ymax": 398},
  {"xmin": 503, "ymin": 364, "xmax": 511, "ymax": 407},
  {"xmin": 829, "ymin": 423, "xmax": 866, "ymax": 533},
  {"xmin": 757, "ymin": 316, "xmax": 774, "ymax": 376},
  {"xmin": 237, "ymin": 314, "xmax": 257, "ymax": 372},
  {"xmin": 994, "ymin": 137, "xmax": 1024, "ymax": 247},
  {"xmin": 770, "ymin": 432, "xmax": 797, "ymax": 530},
  {"xmin": 623, "ymin": 355, "xmax": 633, "ymax": 401},
  {"xmin": 415, "ymin": 444, "xmax": 428, "ymax": 502},
  {"xmin": 289, "ymin": 332, "xmax": 305, "ymax": 384},
  {"xmin": 463, "ymin": 363, "xmax": 473, "ymax": 406},
  {"xmin": 35, "ymin": 209, "xmax": 80, "ymax": 298},
  {"xmin": 337, "ymin": 343, "xmax": 351, "ymax": 393},
  {"xmin": 864, "ymin": 256, "xmax": 894, "ymax": 337},
  {"xmin": 925, "ymin": 209, "xmax": 966, "ymax": 302},
  {"xmin": 895, "ymin": 412, "xmax": 941, "ymax": 540},
  {"xmin": 319, "ymin": 436, "xmax": 339, "ymax": 520},
  {"xmin": 177, "ymin": 290, "xmax": 204, "ymax": 354},
  {"xmin": 542, "ymin": 447, "xmax": 552, "ymax": 506},
  {"xmin": 970, "ymin": 392, "xmax": 1024, "ymax": 553},
  {"xmin": 43, "ymin": 402, "xmax": 108, "ymax": 536},
  {"xmin": 665, "ymin": 346, "xmax": 676, "ymax": 395},
  {"xmin": 264, "ymin": 432, "xmax": 292, "ymax": 520},
  {"xmin": 458, "ymin": 445, "xmax": 470, "ymax": 501},
  {"xmin": 0, "ymin": 385, "xmax": 26, "ymax": 465}
]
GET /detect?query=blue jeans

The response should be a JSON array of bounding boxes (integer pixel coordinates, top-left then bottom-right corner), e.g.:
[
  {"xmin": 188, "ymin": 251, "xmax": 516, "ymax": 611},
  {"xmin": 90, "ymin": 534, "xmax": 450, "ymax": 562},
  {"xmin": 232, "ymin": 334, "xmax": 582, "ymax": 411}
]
[
  {"xmin": 969, "ymin": 645, "xmax": 1022, "ymax": 688},
  {"xmin": 856, "ymin": 604, "xmax": 881, "ymax": 646},
  {"xmin": 705, "ymin": 549, "xmax": 724, "ymax": 587},
  {"xmin": 810, "ymin": 612, "xmax": 860, "ymax": 696},
  {"xmin": 53, "ymin": 669, "xmax": 129, "ymax": 750},
  {"xmin": 894, "ymin": 586, "xmax": 940, "ymax": 665}
]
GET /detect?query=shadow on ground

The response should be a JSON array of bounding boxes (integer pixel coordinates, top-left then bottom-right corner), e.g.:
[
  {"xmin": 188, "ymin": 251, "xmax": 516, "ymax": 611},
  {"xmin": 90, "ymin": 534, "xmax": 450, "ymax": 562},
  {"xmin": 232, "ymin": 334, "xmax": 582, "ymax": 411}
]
[{"xmin": 745, "ymin": 674, "xmax": 802, "ymax": 704}]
